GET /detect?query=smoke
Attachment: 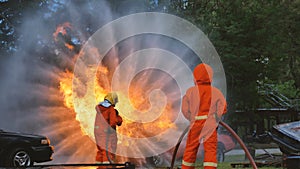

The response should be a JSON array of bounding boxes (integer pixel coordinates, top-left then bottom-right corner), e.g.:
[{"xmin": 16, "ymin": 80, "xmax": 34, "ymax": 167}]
[
  {"xmin": 0, "ymin": 1, "xmax": 112, "ymax": 126},
  {"xmin": 0, "ymin": 0, "xmax": 117, "ymax": 163}
]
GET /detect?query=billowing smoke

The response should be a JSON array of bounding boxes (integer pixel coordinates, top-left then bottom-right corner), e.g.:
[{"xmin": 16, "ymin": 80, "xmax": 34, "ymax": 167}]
[{"xmin": 0, "ymin": 0, "xmax": 116, "ymax": 163}]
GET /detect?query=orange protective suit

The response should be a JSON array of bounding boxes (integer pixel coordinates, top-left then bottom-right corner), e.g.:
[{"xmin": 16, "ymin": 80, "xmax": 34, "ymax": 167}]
[
  {"xmin": 110, "ymin": 110, "xmax": 123, "ymax": 160},
  {"xmin": 94, "ymin": 100, "xmax": 123, "ymax": 163},
  {"xmin": 181, "ymin": 63, "xmax": 227, "ymax": 169}
]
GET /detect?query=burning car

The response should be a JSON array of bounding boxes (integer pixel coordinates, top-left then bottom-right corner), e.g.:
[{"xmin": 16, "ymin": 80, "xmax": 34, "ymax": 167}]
[
  {"xmin": 268, "ymin": 121, "xmax": 300, "ymax": 155},
  {"xmin": 0, "ymin": 129, "xmax": 54, "ymax": 167},
  {"xmin": 147, "ymin": 130, "xmax": 237, "ymax": 167},
  {"xmin": 268, "ymin": 121, "xmax": 300, "ymax": 169}
]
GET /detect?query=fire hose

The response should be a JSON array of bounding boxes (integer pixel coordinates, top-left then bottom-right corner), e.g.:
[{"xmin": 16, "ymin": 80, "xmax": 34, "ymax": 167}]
[{"xmin": 170, "ymin": 121, "xmax": 258, "ymax": 169}]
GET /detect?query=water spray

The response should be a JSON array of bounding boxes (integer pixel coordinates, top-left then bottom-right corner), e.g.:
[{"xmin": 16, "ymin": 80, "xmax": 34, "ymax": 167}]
[{"xmin": 169, "ymin": 121, "xmax": 258, "ymax": 169}]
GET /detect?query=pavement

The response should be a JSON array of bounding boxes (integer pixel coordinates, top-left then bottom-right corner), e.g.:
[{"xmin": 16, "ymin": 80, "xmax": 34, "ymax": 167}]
[{"xmin": 226, "ymin": 148, "xmax": 281, "ymax": 156}]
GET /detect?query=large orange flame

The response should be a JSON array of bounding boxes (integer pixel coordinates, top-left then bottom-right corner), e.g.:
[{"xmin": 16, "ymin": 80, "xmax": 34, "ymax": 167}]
[
  {"xmin": 59, "ymin": 71, "xmax": 176, "ymax": 139},
  {"xmin": 55, "ymin": 22, "xmax": 180, "ymax": 165}
]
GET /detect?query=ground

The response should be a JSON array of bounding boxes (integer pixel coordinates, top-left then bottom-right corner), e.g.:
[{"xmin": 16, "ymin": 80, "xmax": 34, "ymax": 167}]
[{"xmin": 39, "ymin": 148, "xmax": 284, "ymax": 168}]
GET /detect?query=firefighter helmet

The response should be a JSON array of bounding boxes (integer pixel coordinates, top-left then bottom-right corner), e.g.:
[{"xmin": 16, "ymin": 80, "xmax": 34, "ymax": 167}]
[{"xmin": 104, "ymin": 92, "xmax": 118, "ymax": 105}]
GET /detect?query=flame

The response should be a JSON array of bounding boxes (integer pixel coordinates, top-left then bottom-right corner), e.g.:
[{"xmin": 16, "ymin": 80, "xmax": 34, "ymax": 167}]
[
  {"xmin": 59, "ymin": 65, "xmax": 176, "ymax": 139},
  {"xmin": 53, "ymin": 22, "xmax": 72, "ymax": 41},
  {"xmin": 55, "ymin": 22, "xmax": 179, "ymax": 164},
  {"xmin": 65, "ymin": 43, "xmax": 74, "ymax": 50},
  {"xmin": 53, "ymin": 22, "xmax": 78, "ymax": 51},
  {"xmin": 59, "ymin": 70, "xmax": 74, "ymax": 109}
]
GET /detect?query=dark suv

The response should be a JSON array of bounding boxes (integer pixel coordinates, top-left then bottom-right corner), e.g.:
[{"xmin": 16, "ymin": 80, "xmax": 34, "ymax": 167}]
[{"xmin": 0, "ymin": 129, "xmax": 54, "ymax": 167}]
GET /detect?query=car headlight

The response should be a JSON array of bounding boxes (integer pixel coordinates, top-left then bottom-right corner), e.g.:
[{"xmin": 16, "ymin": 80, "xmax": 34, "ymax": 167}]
[{"xmin": 41, "ymin": 138, "xmax": 50, "ymax": 145}]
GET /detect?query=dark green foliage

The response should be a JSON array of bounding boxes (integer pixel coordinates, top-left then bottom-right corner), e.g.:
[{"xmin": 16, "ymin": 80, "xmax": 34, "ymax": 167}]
[
  {"xmin": 162, "ymin": 0, "xmax": 300, "ymax": 125},
  {"xmin": 0, "ymin": 0, "xmax": 48, "ymax": 55}
]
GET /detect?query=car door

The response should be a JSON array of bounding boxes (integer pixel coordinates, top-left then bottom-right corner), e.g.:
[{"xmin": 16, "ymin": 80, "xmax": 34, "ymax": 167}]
[{"xmin": 0, "ymin": 132, "xmax": 12, "ymax": 156}]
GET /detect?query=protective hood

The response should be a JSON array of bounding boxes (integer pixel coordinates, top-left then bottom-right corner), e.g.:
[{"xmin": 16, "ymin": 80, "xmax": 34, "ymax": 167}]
[
  {"xmin": 193, "ymin": 63, "xmax": 213, "ymax": 85},
  {"xmin": 104, "ymin": 92, "xmax": 118, "ymax": 105}
]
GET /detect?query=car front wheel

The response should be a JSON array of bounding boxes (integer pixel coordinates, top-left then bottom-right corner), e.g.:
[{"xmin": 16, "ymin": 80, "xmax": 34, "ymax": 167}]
[{"xmin": 7, "ymin": 148, "xmax": 32, "ymax": 167}]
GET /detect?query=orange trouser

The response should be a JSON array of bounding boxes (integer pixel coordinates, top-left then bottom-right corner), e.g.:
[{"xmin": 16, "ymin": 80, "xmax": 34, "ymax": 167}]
[
  {"xmin": 182, "ymin": 120, "xmax": 218, "ymax": 169},
  {"xmin": 110, "ymin": 132, "xmax": 117, "ymax": 160},
  {"xmin": 95, "ymin": 133, "xmax": 115, "ymax": 163}
]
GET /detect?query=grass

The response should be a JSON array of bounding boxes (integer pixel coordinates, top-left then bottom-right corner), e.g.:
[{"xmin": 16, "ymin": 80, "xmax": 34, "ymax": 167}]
[
  {"xmin": 169, "ymin": 162, "xmax": 283, "ymax": 169},
  {"xmin": 219, "ymin": 162, "xmax": 282, "ymax": 169}
]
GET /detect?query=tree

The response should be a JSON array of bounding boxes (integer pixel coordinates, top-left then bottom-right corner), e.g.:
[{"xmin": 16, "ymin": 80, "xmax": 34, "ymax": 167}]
[
  {"xmin": 0, "ymin": 0, "xmax": 49, "ymax": 56},
  {"xmin": 162, "ymin": 0, "xmax": 299, "ymax": 124}
]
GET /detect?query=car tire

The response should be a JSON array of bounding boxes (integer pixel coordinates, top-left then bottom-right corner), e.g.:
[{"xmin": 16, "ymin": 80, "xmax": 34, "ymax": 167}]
[
  {"xmin": 6, "ymin": 148, "xmax": 33, "ymax": 167},
  {"xmin": 217, "ymin": 142, "xmax": 225, "ymax": 162}
]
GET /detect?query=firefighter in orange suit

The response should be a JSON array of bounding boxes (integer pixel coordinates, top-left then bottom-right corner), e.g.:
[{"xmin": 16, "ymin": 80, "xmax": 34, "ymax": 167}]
[
  {"xmin": 181, "ymin": 63, "xmax": 227, "ymax": 169},
  {"xmin": 94, "ymin": 92, "xmax": 123, "ymax": 164}
]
